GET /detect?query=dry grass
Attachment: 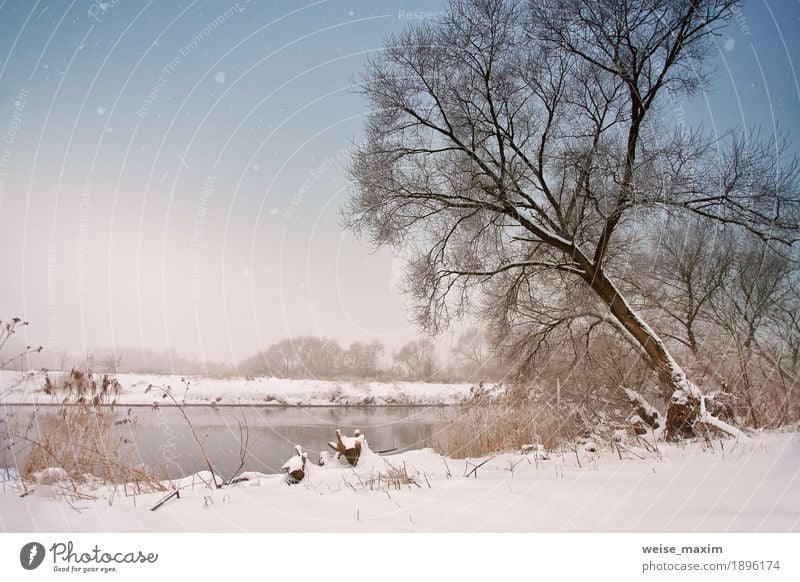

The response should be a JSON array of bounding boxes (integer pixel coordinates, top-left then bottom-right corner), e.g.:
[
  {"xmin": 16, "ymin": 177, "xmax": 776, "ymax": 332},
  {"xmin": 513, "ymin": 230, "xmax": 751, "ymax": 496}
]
[
  {"xmin": 16, "ymin": 370, "xmax": 165, "ymax": 497},
  {"xmin": 428, "ymin": 384, "xmax": 604, "ymax": 458},
  {"xmin": 42, "ymin": 368, "xmax": 122, "ymax": 405},
  {"xmin": 358, "ymin": 461, "xmax": 420, "ymax": 491},
  {"xmin": 21, "ymin": 408, "xmax": 161, "ymax": 490}
]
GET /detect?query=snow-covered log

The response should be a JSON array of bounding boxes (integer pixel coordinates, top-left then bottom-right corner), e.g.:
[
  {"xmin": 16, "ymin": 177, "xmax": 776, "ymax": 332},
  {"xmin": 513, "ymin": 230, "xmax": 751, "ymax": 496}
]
[
  {"xmin": 699, "ymin": 393, "xmax": 750, "ymax": 441},
  {"xmin": 623, "ymin": 388, "xmax": 663, "ymax": 436},
  {"xmin": 327, "ymin": 429, "xmax": 365, "ymax": 466},
  {"xmin": 281, "ymin": 445, "xmax": 308, "ymax": 483},
  {"xmin": 625, "ymin": 385, "xmax": 749, "ymax": 442}
]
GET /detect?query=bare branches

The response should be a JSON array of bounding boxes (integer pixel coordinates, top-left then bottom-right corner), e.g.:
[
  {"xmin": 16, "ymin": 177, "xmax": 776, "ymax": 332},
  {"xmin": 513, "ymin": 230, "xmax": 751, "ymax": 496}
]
[
  {"xmin": 146, "ymin": 380, "xmax": 221, "ymax": 489},
  {"xmin": 343, "ymin": 0, "xmax": 797, "ymax": 429},
  {"xmin": 0, "ymin": 318, "xmax": 43, "ymax": 370},
  {"xmin": 678, "ymin": 130, "xmax": 800, "ymax": 245}
]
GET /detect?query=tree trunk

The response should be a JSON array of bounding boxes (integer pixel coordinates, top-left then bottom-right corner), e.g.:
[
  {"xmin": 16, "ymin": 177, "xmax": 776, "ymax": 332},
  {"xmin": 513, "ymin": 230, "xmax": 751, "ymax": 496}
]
[{"xmin": 585, "ymin": 268, "xmax": 742, "ymax": 440}]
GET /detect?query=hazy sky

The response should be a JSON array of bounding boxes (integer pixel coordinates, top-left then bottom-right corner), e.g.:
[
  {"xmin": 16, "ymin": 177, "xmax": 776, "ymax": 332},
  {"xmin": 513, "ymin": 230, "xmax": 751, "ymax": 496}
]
[{"xmin": 0, "ymin": 0, "xmax": 798, "ymax": 366}]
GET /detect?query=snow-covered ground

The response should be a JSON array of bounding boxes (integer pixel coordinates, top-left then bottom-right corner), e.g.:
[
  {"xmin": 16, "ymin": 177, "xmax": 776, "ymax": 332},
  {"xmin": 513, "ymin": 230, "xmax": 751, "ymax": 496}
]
[
  {"xmin": 0, "ymin": 370, "xmax": 474, "ymax": 406},
  {"xmin": 1, "ymin": 430, "xmax": 797, "ymax": 532}
]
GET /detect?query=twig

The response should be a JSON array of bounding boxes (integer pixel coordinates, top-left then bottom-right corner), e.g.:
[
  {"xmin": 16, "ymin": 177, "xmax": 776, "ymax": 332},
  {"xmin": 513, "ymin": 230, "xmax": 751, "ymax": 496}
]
[
  {"xmin": 147, "ymin": 382, "xmax": 220, "ymax": 488},
  {"xmin": 150, "ymin": 490, "xmax": 180, "ymax": 511},
  {"xmin": 464, "ymin": 456, "xmax": 494, "ymax": 478},
  {"xmin": 224, "ymin": 412, "xmax": 250, "ymax": 485},
  {"xmin": 442, "ymin": 456, "xmax": 452, "ymax": 479}
]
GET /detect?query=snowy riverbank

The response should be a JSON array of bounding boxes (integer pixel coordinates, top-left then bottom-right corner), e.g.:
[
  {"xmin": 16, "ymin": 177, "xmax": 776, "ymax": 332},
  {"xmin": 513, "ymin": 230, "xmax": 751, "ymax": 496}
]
[
  {"xmin": 0, "ymin": 370, "xmax": 474, "ymax": 407},
  {"xmin": 1, "ymin": 430, "xmax": 797, "ymax": 532}
]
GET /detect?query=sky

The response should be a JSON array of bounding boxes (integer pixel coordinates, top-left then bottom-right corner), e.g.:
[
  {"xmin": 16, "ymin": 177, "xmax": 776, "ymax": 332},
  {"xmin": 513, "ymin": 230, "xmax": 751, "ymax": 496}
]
[{"xmin": 0, "ymin": 0, "xmax": 798, "ymax": 367}]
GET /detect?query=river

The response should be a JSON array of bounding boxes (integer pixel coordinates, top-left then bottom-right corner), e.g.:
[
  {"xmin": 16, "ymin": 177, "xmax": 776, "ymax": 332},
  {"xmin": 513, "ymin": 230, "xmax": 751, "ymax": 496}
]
[{"xmin": 1, "ymin": 405, "xmax": 447, "ymax": 480}]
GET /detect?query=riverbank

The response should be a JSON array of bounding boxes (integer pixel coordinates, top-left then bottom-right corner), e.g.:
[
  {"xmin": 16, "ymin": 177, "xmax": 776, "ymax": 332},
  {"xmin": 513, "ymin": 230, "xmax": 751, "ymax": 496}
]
[
  {"xmin": 0, "ymin": 370, "xmax": 474, "ymax": 407},
  {"xmin": 1, "ymin": 430, "xmax": 797, "ymax": 532}
]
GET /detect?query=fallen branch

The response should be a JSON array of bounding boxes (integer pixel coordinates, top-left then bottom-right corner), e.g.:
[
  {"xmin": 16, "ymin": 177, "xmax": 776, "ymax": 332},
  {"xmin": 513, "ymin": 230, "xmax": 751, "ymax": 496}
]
[
  {"xmin": 150, "ymin": 490, "xmax": 180, "ymax": 511},
  {"xmin": 464, "ymin": 456, "xmax": 494, "ymax": 478},
  {"xmin": 623, "ymin": 387, "xmax": 662, "ymax": 437},
  {"xmin": 699, "ymin": 395, "xmax": 751, "ymax": 441}
]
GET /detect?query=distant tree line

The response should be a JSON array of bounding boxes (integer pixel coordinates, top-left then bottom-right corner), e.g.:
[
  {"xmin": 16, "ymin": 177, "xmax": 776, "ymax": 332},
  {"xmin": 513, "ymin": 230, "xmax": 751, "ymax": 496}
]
[
  {"xmin": 5, "ymin": 332, "xmax": 507, "ymax": 383},
  {"xmin": 236, "ymin": 334, "xmax": 503, "ymax": 383}
]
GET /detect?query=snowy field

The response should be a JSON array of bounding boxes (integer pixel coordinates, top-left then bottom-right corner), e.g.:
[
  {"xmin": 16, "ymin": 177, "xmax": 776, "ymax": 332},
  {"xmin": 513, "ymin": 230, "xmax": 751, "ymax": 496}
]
[
  {"xmin": 0, "ymin": 370, "xmax": 474, "ymax": 407},
  {"xmin": 1, "ymin": 430, "xmax": 797, "ymax": 533}
]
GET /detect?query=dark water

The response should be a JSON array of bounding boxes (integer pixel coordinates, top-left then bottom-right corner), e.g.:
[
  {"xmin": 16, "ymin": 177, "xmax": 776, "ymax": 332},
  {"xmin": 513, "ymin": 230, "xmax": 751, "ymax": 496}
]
[{"xmin": 1, "ymin": 405, "xmax": 445, "ymax": 480}]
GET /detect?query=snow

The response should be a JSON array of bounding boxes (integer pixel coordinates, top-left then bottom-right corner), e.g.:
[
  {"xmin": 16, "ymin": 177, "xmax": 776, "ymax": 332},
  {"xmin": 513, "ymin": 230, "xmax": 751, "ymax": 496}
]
[
  {"xmin": 623, "ymin": 388, "xmax": 660, "ymax": 421},
  {"xmin": 0, "ymin": 370, "xmax": 474, "ymax": 407},
  {"xmin": 699, "ymin": 394, "xmax": 750, "ymax": 441},
  {"xmin": 282, "ymin": 456, "xmax": 305, "ymax": 474},
  {"xmin": 339, "ymin": 433, "xmax": 365, "ymax": 449},
  {"xmin": 169, "ymin": 471, "xmax": 224, "ymax": 489},
  {"xmin": 31, "ymin": 467, "xmax": 70, "ymax": 485},
  {"xmin": 1, "ymin": 431, "xmax": 796, "ymax": 532}
]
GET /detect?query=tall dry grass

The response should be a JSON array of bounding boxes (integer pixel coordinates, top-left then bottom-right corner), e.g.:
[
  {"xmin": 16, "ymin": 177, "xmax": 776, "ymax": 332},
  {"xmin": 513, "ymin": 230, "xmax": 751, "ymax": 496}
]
[
  {"xmin": 18, "ymin": 369, "xmax": 165, "ymax": 495},
  {"xmin": 428, "ymin": 383, "xmax": 614, "ymax": 458}
]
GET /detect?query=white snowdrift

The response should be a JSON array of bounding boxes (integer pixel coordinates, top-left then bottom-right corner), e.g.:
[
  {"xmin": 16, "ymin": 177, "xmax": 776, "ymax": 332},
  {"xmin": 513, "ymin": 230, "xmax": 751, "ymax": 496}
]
[
  {"xmin": 0, "ymin": 370, "xmax": 474, "ymax": 407},
  {"xmin": 1, "ymin": 431, "xmax": 796, "ymax": 533}
]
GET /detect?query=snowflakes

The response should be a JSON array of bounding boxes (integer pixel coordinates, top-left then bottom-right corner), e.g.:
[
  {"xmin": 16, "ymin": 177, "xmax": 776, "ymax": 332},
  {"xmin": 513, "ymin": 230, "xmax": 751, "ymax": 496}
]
[
  {"xmin": 97, "ymin": 106, "xmax": 107, "ymax": 115},
  {"xmin": 214, "ymin": 71, "xmax": 226, "ymax": 83},
  {"xmin": 723, "ymin": 38, "xmax": 735, "ymax": 51}
]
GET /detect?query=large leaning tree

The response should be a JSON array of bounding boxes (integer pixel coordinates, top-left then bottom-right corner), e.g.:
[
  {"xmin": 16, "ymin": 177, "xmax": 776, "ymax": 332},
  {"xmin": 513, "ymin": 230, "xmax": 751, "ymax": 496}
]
[{"xmin": 343, "ymin": 0, "xmax": 799, "ymax": 439}]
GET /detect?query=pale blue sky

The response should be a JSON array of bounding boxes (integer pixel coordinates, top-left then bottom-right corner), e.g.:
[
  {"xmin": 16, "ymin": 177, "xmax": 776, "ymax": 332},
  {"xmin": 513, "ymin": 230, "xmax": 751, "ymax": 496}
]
[{"xmin": 0, "ymin": 0, "xmax": 797, "ymax": 365}]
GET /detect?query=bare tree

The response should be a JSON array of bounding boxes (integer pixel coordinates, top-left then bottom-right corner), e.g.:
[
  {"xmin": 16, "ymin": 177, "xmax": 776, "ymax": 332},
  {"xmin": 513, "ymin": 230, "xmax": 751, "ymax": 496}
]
[
  {"xmin": 99, "ymin": 346, "xmax": 124, "ymax": 374},
  {"xmin": 453, "ymin": 327, "xmax": 485, "ymax": 365},
  {"xmin": 768, "ymin": 278, "xmax": 800, "ymax": 376},
  {"xmin": 344, "ymin": 340, "xmax": 385, "ymax": 377},
  {"xmin": 52, "ymin": 346, "xmax": 69, "ymax": 371},
  {"xmin": 636, "ymin": 219, "xmax": 798, "ymax": 426},
  {"xmin": 292, "ymin": 336, "xmax": 343, "ymax": 378},
  {"xmin": 84, "ymin": 349, "xmax": 95, "ymax": 373},
  {"xmin": 452, "ymin": 326, "xmax": 494, "ymax": 374},
  {"xmin": 636, "ymin": 217, "xmax": 735, "ymax": 357},
  {"xmin": 240, "ymin": 336, "xmax": 344, "ymax": 379},
  {"xmin": 706, "ymin": 239, "xmax": 794, "ymax": 426},
  {"xmin": 263, "ymin": 339, "xmax": 299, "ymax": 378},
  {"xmin": 343, "ymin": 0, "xmax": 799, "ymax": 438},
  {"xmin": 395, "ymin": 339, "xmax": 439, "ymax": 381},
  {"xmin": 756, "ymin": 277, "xmax": 800, "ymax": 423}
]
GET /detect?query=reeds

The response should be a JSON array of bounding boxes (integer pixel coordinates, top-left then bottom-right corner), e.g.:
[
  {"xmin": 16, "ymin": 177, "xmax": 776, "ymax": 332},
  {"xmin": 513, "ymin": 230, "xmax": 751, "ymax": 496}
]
[
  {"xmin": 16, "ymin": 370, "xmax": 165, "ymax": 497},
  {"xmin": 427, "ymin": 384, "xmax": 594, "ymax": 458}
]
